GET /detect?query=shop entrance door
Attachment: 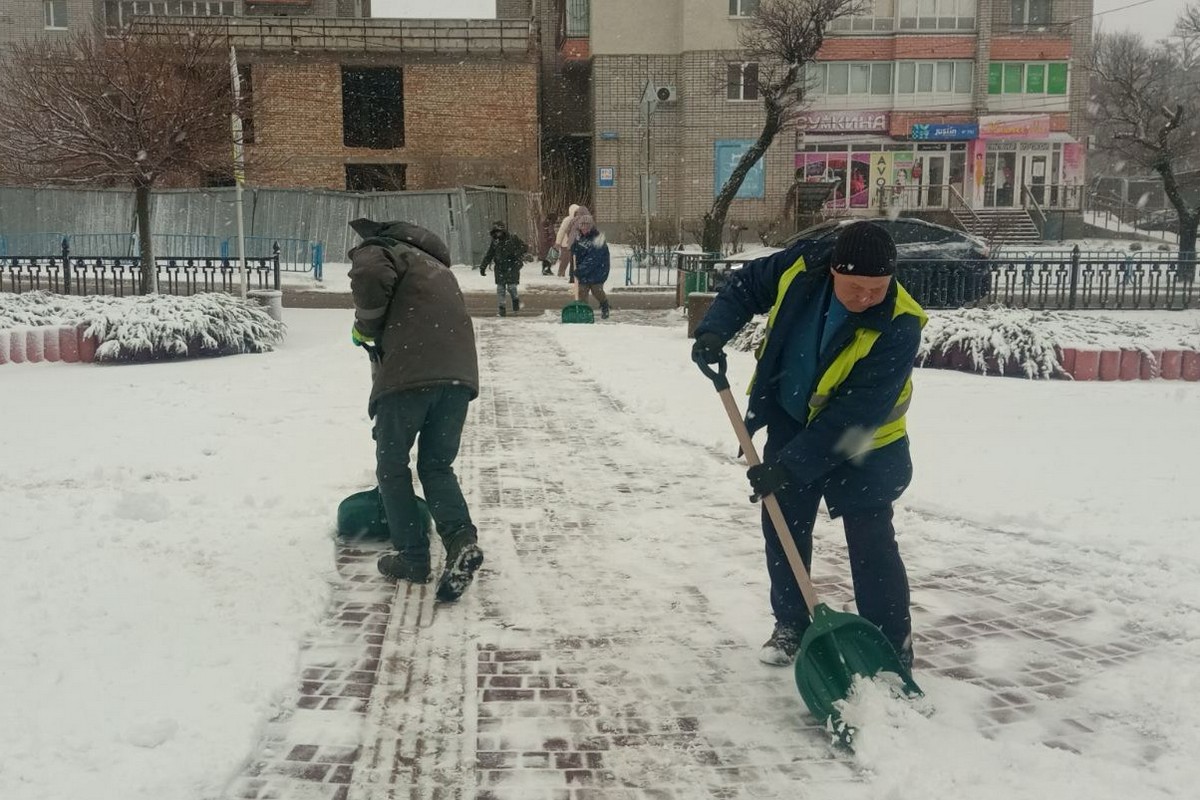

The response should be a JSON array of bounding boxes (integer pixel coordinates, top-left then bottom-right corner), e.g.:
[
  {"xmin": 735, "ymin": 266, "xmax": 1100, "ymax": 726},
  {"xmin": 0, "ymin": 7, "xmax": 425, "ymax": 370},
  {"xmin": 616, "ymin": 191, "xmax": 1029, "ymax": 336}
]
[
  {"xmin": 984, "ymin": 151, "xmax": 1018, "ymax": 208},
  {"xmin": 1023, "ymin": 153, "xmax": 1049, "ymax": 206},
  {"xmin": 917, "ymin": 154, "xmax": 946, "ymax": 208}
]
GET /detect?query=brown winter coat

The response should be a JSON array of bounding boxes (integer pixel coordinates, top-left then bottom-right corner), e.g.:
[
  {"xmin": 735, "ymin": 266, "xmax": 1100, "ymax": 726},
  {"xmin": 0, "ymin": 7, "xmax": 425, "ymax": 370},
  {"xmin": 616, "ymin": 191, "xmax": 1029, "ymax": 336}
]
[{"xmin": 348, "ymin": 220, "xmax": 479, "ymax": 417}]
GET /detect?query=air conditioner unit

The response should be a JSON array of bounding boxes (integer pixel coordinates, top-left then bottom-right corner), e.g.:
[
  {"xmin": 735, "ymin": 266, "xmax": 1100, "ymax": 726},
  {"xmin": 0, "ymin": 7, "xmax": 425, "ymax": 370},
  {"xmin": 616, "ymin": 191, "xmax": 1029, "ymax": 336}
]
[{"xmin": 655, "ymin": 85, "xmax": 679, "ymax": 103}]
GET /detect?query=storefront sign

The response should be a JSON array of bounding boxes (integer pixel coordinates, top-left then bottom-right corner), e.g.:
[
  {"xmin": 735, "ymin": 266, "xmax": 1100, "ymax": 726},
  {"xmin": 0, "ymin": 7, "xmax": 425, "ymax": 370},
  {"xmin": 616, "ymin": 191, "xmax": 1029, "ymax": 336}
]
[
  {"xmin": 911, "ymin": 122, "xmax": 978, "ymax": 141},
  {"xmin": 978, "ymin": 114, "xmax": 1051, "ymax": 140},
  {"xmin": 714, "ymin": 140, "xmax": 765, "ymax": 199},
  {"xmin": 795, "ymin": 111, "xmax": 890, "ymax": 134}
]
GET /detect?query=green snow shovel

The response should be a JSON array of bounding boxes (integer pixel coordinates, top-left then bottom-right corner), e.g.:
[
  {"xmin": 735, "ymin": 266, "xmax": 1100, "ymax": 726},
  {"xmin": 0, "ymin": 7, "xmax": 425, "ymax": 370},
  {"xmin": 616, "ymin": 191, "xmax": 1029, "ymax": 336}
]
[
  {"xmin": 698, "ymin": 353, "xmax": 922, "ymax": 732},
  {"xmin": 560, "ymin": 301, "xmax": 595, "ymax": 324}
]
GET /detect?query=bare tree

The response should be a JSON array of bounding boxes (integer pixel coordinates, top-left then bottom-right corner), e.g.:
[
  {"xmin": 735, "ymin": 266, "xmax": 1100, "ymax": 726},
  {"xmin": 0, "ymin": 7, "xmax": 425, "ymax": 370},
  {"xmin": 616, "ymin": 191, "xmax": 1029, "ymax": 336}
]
[
  {"xmin": 0, "ymin": 26, "xmax": 241, "ymax": 292},
  {"xmin": 1091, "ymin": 30, "xmax": 1200, "ymax": 276},
  {"xmin": 700, "ymin": 0, "xmax": 861, "ymax": 253}
]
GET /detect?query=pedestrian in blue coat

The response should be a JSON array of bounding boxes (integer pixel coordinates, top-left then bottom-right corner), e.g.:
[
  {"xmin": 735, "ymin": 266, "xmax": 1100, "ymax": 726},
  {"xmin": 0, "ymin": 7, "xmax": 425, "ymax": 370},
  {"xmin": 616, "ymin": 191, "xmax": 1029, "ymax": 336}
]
[
  {"xmin": 571, "ymin": 213, "xmax": 612, "ymax": 319},
  {"xmin": 692, "ymin": 221, "xmax": 927, "ymax": 668}
]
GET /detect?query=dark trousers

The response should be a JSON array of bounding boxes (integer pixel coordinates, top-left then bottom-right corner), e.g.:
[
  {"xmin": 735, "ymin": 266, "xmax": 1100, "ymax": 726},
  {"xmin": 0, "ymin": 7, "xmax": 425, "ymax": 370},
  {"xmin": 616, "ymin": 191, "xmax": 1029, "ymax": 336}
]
[
  {"xmin": 761, "ymin": 432, "xmax": 913, "ymax": 654},
  {"xmin": 374, "ymin": 386, "xmax": 474, "ymax": 558}
]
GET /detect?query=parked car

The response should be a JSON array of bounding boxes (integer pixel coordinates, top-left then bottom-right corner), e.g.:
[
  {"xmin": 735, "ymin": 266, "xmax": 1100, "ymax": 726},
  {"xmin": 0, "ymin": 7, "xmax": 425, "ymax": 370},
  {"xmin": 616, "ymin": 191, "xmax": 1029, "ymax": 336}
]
[
  {"xmin": 779, "ymin": 217, "xmax": 993, "ymax": 308},
  {"xmin": 1136, "ymin": 208, "xmax": 1179, "ymax": 233}
]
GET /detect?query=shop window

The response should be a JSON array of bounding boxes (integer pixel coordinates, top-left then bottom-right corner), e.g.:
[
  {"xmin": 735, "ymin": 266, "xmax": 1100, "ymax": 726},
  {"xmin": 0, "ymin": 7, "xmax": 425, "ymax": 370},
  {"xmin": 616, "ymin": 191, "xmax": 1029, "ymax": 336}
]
[
  {"xmin": 988, "ymin": 62, "xmax": 1068, "ymax": 96},
  {"xmin": 342, "ymin": 67, "xmax": 404, "ymax": 149}
]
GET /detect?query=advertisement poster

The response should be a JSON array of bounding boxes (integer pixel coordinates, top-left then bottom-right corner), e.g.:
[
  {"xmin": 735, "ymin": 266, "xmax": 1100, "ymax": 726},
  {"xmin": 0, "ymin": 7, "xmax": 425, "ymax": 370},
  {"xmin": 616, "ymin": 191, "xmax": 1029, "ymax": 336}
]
[
  {"xmin": 1062, "ymin": 143, "xmax": 1085, "ymax": 186},
  {"xmin": 849, "ymin": 153, "xmax": 871, "ymax": 209},
  {"xmin": 869, "ymin": 152, "xmax": 894, "ymax": 209},
  {"xmin": 714, "ymin": 139, "xmax": 765, "ymax": 199},
  {"xmin": 797, "ymin": 153, "xmax": 848, "ymax": 209}
]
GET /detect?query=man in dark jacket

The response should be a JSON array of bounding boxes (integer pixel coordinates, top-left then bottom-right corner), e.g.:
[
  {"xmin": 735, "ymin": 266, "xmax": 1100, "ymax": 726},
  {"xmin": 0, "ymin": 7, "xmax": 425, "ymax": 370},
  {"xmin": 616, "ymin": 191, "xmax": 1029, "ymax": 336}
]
[
  {"xmin": 570, "ymin": 213, "xmax": 612, "ymax": 319},
  {"xmin": 348, "ymin": 218, "xmax": 484, "ymax": 602},
  {"xmin": 692, "ymin": 221, "xmax": 926, "ymax": 668},
  {"xmin": 480, "ymin": 220, "xmax": 528, "ymax": 317}
]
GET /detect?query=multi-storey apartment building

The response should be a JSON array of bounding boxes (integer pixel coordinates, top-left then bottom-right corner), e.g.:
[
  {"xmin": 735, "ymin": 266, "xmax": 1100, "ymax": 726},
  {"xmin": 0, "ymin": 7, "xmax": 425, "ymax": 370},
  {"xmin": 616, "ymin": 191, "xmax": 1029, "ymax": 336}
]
[
  {"xmin": 550, "ymin": 0, "xmax": 1091, "ymax": 239},
  {"xmin": 0, "ymin": 1, "xmax": 540, "ymax": 194}
]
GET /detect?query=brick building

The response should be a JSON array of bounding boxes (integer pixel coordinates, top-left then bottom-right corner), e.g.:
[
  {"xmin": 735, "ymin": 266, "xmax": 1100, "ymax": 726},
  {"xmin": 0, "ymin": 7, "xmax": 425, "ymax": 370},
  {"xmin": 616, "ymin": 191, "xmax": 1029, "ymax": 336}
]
[
  {"xmin": 550, "ymin": 0, "xmax": 1092, "ymax": 240},
  {"xmin": 1, "ymin": 2, "xmax": 540, "ymax": 193}
]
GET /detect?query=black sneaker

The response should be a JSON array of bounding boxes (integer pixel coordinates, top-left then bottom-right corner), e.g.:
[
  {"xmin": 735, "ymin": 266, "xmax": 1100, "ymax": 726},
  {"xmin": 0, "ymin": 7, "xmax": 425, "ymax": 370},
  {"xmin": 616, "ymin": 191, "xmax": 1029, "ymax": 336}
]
[
  {"xmin": 436, "ymin": 527, "xmax": 484, "ymax": 602},
  {"xmin": 378, "ymin": 552, "xmax": 431, "ymax": 583},
  {"xmin": 759, "ymin": 622, "xmax": 804, "ymax": 666},
  {"xmin": 512, "ymin": 297, "xmax": 521, "ymax": 313},
  {"xmin": 498, "ymin": 306, "xmax": 507, "ymax": 318}
]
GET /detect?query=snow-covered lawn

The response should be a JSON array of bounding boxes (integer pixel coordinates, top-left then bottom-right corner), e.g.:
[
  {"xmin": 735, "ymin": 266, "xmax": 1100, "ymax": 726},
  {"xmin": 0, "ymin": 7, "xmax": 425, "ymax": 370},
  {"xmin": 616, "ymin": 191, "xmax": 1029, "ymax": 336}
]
[{"xmin": 3, "ymin": 308, "xmax": 1199, "ymax": 799}]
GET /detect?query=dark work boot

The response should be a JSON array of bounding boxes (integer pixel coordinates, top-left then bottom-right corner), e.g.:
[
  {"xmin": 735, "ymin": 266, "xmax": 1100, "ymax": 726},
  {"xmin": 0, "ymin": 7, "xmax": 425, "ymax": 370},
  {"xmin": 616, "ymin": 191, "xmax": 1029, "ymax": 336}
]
[
  {"xmin": 600, "ymin": 303, "xmax": 610, "ymax": 320},
  {"xmin": 512, "ymin": 297, "xmax": 521, "ymax": 313},
  {"xmin": 436, "ymin": 527, "xmax": 484, "ymax": 602},
  {"xmin": 377, "ymin": 551, "xmax": 431, "ymax": 583},
  {"xmin": 759, "ymin": 621, "xmax": 804, "ymax": 666},
  {"xmin": 498, "ymin": 306, "xmax": 506, "ymax": 318}
]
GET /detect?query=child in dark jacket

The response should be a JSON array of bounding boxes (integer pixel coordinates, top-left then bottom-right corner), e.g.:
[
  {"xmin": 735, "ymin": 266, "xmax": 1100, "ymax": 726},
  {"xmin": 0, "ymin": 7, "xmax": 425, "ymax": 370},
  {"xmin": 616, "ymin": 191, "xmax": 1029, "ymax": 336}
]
[{"xmin": 480, "ymin": 221, "xmax": 528, "ymax": 317}]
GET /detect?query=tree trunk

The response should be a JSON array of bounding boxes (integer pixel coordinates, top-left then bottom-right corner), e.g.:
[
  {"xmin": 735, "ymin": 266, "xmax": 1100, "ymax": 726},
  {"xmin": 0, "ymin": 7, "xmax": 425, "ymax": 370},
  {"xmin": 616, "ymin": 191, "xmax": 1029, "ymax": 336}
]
[
  {"xmin": 1156, "ymin": 160, "xmax": 1196, "ymax": 282},
  {"xmin": 1179, "ymin": 213, "xmax": 1198, "ymax": 283},
  {"xmin": 135, "ymin": 184, "xmax": 157, "ymax": 294},
  {"xmin": 701, "ymin": 100, "xmax": 785, "ymax": 254}
]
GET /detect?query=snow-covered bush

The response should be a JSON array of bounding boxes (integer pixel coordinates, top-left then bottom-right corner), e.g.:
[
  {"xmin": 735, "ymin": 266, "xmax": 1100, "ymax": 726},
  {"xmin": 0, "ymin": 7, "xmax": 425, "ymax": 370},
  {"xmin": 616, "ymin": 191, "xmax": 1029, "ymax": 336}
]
[
  {"xmin": 0, "ymin": 291, "xmax": 286, "ymax": 363},
  {"xmin": 723, "ymin": 305, "xmax": 1200, "ymax": 380}
]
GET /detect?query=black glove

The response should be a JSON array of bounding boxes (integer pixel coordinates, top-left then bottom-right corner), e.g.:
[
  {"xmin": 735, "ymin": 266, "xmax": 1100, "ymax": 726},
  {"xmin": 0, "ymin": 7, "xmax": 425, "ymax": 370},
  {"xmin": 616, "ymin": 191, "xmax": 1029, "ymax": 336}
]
[
  {"xmin": 479, "ymin": 266, "xmax": 487, "ymax": 276},
  {"xmin": 691, "ymin": 332, "xmax": 724, "ymax": 366},
  {"xmin": 747, "ymin": 461, "xmax": 790, "ymax": 501}
]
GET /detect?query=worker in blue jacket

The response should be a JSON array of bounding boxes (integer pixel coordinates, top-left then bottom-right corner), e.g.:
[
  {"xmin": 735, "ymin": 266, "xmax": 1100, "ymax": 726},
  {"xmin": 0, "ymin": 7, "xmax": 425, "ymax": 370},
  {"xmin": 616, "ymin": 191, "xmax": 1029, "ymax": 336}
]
[{"xmin": 692, "ymin": 221, "xmax": 927, "ymax": 668}]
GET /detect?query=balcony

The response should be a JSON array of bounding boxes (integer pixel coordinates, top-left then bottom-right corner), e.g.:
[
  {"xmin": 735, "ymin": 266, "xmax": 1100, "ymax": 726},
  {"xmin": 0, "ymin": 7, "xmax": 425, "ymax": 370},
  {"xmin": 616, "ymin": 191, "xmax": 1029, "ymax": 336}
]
[
  {"xmin": 557, "ymin": 0, "xmax": 590, "ymax": 64},
  {"xmin": 128, "ymin": 16, "xmax": 533, "ymax": 57}
]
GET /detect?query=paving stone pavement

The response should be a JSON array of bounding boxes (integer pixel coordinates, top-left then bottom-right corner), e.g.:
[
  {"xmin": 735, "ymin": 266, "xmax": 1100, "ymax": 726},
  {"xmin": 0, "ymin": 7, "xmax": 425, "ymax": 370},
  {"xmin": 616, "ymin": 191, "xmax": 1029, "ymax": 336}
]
[{"xmin": 223, "ymin": 320, "xmax": 1171, "ymax": 800}]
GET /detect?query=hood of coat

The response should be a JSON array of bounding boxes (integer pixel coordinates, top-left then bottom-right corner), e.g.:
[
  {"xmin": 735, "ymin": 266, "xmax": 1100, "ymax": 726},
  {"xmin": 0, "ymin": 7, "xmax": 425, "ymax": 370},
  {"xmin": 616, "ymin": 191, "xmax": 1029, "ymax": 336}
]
[{"xmin": 349, "ymin": 218, "xmax": 452, "ymax": 267}]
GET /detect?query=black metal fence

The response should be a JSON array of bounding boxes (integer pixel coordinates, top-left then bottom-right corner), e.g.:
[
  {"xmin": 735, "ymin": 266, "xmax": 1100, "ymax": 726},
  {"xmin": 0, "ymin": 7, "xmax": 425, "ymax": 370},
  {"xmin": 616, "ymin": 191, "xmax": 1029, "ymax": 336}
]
[
  {"xmin": 676, "ymin": 249, "xmax": 1198, "ymax": 311},
  {"xmin": 1, "ymin": 240, "xmax": 281, "ymax": 297}
]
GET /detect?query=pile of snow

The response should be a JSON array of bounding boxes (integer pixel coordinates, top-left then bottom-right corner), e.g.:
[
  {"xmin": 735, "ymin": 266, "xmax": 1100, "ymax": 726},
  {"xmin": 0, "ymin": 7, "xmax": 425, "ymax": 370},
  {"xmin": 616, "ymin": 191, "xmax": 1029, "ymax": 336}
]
[{"xmin": 0, "ymin": 291, "xmax": 286, "ymax": 363}]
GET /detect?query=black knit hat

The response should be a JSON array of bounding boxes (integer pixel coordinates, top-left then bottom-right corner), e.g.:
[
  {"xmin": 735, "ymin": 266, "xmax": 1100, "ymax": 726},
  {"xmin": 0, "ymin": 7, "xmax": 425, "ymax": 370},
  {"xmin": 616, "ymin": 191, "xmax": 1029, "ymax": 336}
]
[{"xmin": 831, "ymin": 221, "xmax": 897, "ymax": 277}]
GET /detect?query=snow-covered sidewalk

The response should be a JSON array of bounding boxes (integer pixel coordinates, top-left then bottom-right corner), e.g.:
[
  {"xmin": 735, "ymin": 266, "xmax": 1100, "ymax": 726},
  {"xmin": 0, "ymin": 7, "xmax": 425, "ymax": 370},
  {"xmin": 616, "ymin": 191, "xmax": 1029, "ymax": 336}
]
[{"xmin": 4, "ymin": 310, "xmax": 1199, "ymax": 800}]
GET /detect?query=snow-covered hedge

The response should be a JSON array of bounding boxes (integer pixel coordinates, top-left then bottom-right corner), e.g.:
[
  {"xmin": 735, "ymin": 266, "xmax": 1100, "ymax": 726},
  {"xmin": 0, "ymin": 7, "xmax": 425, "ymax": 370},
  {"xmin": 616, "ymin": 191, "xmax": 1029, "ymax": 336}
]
[
  {"xmin": 0, "ymin": 291, "xmax": 286, "ymax": 363},
  {"xmin": 725, "ymin": 307, "xmax": 1200, "ymax": 380}
]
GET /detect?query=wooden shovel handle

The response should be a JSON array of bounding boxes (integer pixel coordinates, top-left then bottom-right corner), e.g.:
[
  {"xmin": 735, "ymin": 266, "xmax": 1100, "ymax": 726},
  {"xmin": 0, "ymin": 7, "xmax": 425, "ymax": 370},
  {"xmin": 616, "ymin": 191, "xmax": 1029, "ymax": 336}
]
[{"xmin": 715, "ymin": 386, "xmax": 821, "ymax": 617}]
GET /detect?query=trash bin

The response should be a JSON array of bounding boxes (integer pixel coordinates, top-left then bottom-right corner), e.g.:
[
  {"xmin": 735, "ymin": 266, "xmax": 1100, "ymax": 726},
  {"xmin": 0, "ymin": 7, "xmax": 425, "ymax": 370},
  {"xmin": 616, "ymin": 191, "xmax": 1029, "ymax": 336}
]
[
  {"xmin": 686, "ymin": 292, "xmax": 717, "ymax": 339},
  {"xmin": 247, "ymin": 289, "xmax": 284, "ymax": 322}
]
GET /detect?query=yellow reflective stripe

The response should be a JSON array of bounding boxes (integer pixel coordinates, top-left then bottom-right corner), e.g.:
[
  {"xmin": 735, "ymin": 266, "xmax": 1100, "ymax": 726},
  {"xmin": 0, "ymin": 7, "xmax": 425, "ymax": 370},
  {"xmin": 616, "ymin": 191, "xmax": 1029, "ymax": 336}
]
[{"xmin": 749, "ymin": 254, "xmax": 810, "ymax": 394}]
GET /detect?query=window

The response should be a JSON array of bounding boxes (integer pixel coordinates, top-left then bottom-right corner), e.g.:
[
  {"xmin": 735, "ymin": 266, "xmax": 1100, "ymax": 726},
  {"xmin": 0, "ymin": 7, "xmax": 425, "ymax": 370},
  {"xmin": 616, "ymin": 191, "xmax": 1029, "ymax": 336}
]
[
  {"xmin": 104, "ymin": 2, "xmax": 235, "ymax": 34},
  {"xmin": 830, "ymin": 0, "xmax": 896, "ymax": 32},
  {"xmin": 898, "ymin": 0, "xmax": 974, "ymax": 30},
  {"xmin": 807, "ymin": 62, "xmax": 893, "ymax": 97},
  {"xmin": 987, "ymin": 62, "xmax": 1068, "ymax": 95},
  {"xmin": 895, "ymin": 61, "xmax": 973, "ymax": 95},
  {"xmin": 729, "ymin": 0, "xmax": 759, "ymax": 16},
  {"xmin": 336, "ymin": 0, "xmax": 371, "ymax": 17},
  {"xmin": 1011, "ymin": 0, "xmax": 1051, "ymax": 26},
  {"xmin": 727, "ymin": 63, "xmax": 760, "ymax": 101},
  {"xmin": 44, "ymin": 0, "xmax": 67, "ymax": 30},
  {"xmin": 342, "ymin": 67, "xmax": 405, "ymax": 149},
  {"xmin": 237, "ymin": 65, "xmax": 255, "ymax": 145},
  {"xmin": 345, "ymin": 164, "xmax": 408, "ymax": 192}
]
